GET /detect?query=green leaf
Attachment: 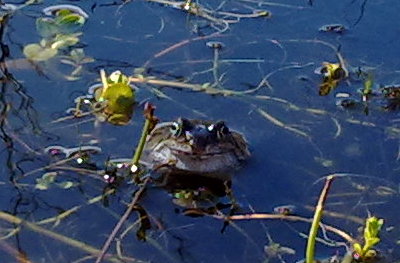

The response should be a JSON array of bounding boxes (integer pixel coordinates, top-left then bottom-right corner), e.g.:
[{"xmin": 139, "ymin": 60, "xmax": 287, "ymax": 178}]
[
  {"xmin": 317, "ymin": 62, "xmax": 346, "ymax": 96},
  {"xmin": 365, "ymin": 217, "xmax": 383, "ymax": 239},
  {"xmin": 35, "ymin": 172, "xmax": 57, "ymax": 190},
  {"xmin": 353, "ymin": 243, "xmax": 363, "ymax": 254},
  {"xmin": 69, "ymin": 48, "xmax": 94, "ymax": 64},
  {"xmin": 366, "ymin": 237, "xmax": 380, "ymax": 248},
  {"xmin": 364, "ymin": 249, "xmax": 377, "ymax": 259},
  {"xmin": 363, "ymin": 74, "xmax": 373, "ymax": 96},
  {"xmin": 36, "ymin": 17, "xmax": 59, "ymax": 38},
  {"xmin": 23, "ymin": 43, "xmax": 57, "ymax": 61},
  {"xmin": 57, "ymin": 181, "xmax": 77, "ymax": 189},
  {"xmin": 51, "ymin": 34, "xmax": 80, "ymax": 49},
  {"xmin": 55, "ymin": 13, "xmax": 86, "ymax": 34},
  {"xmin": 56, "ymin": 9, "xmax": 73, "ymax": 17},
  {"xmin": 69, "ymin": 48, "xmax": 85, "ymax": 61}
]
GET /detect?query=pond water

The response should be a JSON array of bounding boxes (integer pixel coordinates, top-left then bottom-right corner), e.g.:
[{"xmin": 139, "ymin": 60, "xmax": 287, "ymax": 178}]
[{"xmin": 0, "ymin": 0, "xmax": 400, "ymax": 262}]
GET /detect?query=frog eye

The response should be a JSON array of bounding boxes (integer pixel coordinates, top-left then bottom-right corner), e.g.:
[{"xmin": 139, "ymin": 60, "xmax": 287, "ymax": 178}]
[
  {"xmin": 170, "ymin": 122, "xmax": 181, "ymax": 136},
  {"xmin": 215, "ymin": 121, "xmax": 230, "ymax": 139}
]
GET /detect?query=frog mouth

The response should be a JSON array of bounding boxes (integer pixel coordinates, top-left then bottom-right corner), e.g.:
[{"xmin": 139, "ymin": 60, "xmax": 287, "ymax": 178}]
[
  {"xmin": 172, "ymin": 148, "xmax": 227, "ymax": 157},
  {"xmin": 169, "ymin": 145, "xmax": 232, "ymax": 158},
  {"xmin": 154, "ymin": 139, "xmax": 229, "ymax": 157}
]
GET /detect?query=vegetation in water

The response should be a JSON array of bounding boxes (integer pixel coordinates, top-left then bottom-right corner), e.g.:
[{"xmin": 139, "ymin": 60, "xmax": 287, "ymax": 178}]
[
  {"xmin": 23, "ymin": 5, "xmax": 87, "ymax": 62},
  {"xmin": 317, "ymin": 62, "xmax": 347, "ymax": 96},
  {"xmin": 70, "ymin": 70, "xmax": 136, "ymax": 125},
  {"xmin": 1, "ymin": 1, "xmax": 400, "ymax": 263},
  {"xmin": 353, "ymin": 217, "xmax": 384, "ymax": 262}
]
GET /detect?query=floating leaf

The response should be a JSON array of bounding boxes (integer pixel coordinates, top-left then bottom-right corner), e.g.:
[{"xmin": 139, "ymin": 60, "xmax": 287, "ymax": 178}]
[
  {"xmin": 314, "ymin": 157, "xmax": 334, "ymax": 167},
  {"xmin": 23, "ymin": 43, "xmax": 57, "ymax": 61},
  {"xmin": 51, "ymin": 33, "xmax": 80, "ymax": 49},
  {"xmin": 69, "ymin": 48, "xmax": 94, "ymax": 64},
  {"xmin": 264, "ymin": 243, "xmax": 295, "ymax": 258},
  {"xmin": 319, "ymin": 24, "xmax": 346, "ymax": 33},
  {"xmin": 36, "ymin": 17, "xmax": 59, "ymax": 38},
  {"xmin": 43, "ymin": 5, "xmax": 89, "ymax": 19},
  {"xmin": 35, "ymin": 172, "xmax": 78, "ymax": 190},
  {"xmin": 54, "ymin": 12, "xmax": 86, "ymax": 34},
  {"xmin": 35, "ymin": 172, "xmax": 57, "ymax": 190},
  {"xmin": 57, "ymin": 181, "xmax": 77, "ymax": 189},
  {"xmin": 37, "ymin": 7, "xmax": 86, "ymax": 38},
  {"xmin": 317, "ymin": 62, "xmax": 346, "ymax": 96}
]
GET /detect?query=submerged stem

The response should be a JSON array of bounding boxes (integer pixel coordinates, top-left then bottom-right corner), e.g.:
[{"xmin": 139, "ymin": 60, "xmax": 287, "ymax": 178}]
[
  {"xmin": 212, "ymin": 46, "xmax": 223, "ymax": 89},
  {"xmin": 0, "ymin": 211, "xmax": 136, "ymax": 263},
  {"xmin": 131, "ymin": 116, "xmax": 151, "ymax": 166},
  {"xmin": 95, "ymin": 103, "xmax": 156, "ymax": 263},
  {"xmin": 306, "ymin": 175, "xmax": 335, "ymax": 263}
]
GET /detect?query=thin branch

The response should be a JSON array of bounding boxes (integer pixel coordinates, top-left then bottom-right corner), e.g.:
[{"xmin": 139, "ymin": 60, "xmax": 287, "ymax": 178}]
[{"xmin": 94, "ymin": 177, "xmax": 150, "ymax": 263}]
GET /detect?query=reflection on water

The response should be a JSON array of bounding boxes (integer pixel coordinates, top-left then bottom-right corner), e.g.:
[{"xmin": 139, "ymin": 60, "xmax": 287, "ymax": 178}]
[{"xmin": 0, "ymin": 0, "xmax": 400, "ymax": 262}]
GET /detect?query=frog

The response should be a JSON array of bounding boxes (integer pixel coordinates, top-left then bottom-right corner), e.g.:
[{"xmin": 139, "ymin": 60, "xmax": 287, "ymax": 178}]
[{"xmin": 141, "ymin": 118, "xmax": 250, "ymax": 179}]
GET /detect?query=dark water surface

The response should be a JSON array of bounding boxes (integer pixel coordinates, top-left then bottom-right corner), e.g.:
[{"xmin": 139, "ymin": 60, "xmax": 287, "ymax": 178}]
[{"xmin": 1, "ymin": 0, "xmax": 400, "ymax": 262}]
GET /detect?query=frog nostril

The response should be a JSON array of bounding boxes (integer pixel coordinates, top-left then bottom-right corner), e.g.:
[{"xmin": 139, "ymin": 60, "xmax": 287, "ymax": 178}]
[{"xmin": 191, "ymin": 133, "xmax": 210, "ymax": 151}]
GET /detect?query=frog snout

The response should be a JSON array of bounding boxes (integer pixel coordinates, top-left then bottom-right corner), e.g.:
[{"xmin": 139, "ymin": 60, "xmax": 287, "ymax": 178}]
[{"xmin": 188, "ymin": 128, "xmax": 213, "ymax": 152}]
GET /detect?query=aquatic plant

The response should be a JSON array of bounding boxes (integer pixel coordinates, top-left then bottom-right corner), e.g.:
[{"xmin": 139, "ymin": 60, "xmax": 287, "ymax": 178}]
[
  {"xmin": 353, "ymin": 217, "xmax": 384, "ymax": 262},
  {"xmin": 35, "ymin": 172, "xmax": 78, "ymax": 190},
  {"xmin": 147, "ymin": 0, "xmax": 271, "ymax": 33},
  {"xmin": 317, "ymin": 62, "xmax": 347, "ymax": 96},
  {"xmin": 95, "ymin": 102, "xmax": 158, "ymax": 263},
  {"xmin": 306, "ymin": 175, "xmax": 334, "ymax": 263},
  {"xmin": 23, "ymin": 5, "xmax": 87, "ymax": 61},
  {"xmin": 63, "ymin": 70, "xmax": 136, "ymax": 125}
]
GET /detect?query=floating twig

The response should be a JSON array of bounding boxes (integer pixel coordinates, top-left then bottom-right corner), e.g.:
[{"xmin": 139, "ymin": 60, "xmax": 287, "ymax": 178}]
[
  {"xmin": 143, "ymin": 32, "xmax": 222, "ymax": 67},
  {"xmin": 37, "ymin": 190, "xmax": 115, "ymax": 226},
  {"xmin": 212, "ymin": 212, "xmax": 356, "ymax": 244},
  {"xmin": 146, "ymin": 0, "xmax": 270, "ymax": 33},
  {"xmin": 95, "ymin": 177, "xmax": 150, "ymax": 263},
  {"xmin": 257, "ymin": 108, "xmax": 310, "ymax": 138}
]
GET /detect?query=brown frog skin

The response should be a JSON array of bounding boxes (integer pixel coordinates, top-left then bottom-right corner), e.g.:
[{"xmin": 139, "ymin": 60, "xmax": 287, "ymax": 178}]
[{"xmin": 141, "ymin": 118, "xmax": 250, "ymax": 178}]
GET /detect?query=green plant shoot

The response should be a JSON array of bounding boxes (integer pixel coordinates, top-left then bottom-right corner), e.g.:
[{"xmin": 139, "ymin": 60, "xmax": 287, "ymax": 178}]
[{"xmin": 353, "ymin": 216, "xmax": 384, "ymax": 261}]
